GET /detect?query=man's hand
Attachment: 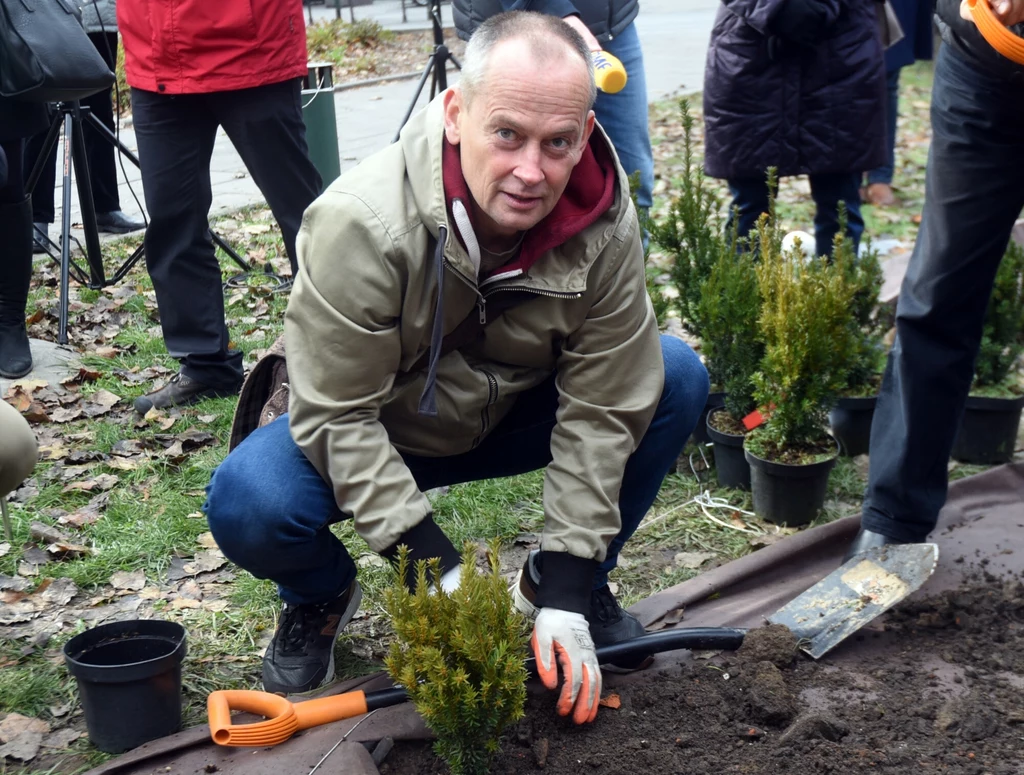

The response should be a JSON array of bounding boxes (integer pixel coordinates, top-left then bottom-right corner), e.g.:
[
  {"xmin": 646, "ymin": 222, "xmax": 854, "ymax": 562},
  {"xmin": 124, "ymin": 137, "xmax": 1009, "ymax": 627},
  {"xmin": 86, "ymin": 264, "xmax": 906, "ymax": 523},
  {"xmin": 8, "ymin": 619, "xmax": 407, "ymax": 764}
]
[
  {"xmin": 561, "ymin": 14, "xmax": 602, "ymax": 51},
  {"xmin": 961, "ymin": 0, "xmax": 1024, "ymax": 27},
  {"xmin": 531, "ymin": 608, "xmax": 601, "ymax": 724}
]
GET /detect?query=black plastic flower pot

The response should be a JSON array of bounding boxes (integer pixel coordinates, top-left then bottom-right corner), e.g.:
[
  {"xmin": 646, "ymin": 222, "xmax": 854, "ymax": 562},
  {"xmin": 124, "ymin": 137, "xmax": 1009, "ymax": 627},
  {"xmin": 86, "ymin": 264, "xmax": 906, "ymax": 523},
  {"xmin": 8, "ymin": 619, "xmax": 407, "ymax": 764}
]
[
  {"xmin": 950, "ymin": 394, "xmax": 1024, "ymax": 465},
  {"xmin": 692, "ymin": 391, "xmax": 726, "ymax": 444},
  {"xmin": 829, "ymin": 395, "xmax": 878, "ymax": 457},
  {"xmin": 63, "ymin": 619, "xmax": 187, "ymax": 753},
  {"xmin": 744, "ymin": 440, "xmax": 839, "ymax": 526},
  {"xmin": 706, "ymin": 407, "xmax": 750, "ymax": 490}
]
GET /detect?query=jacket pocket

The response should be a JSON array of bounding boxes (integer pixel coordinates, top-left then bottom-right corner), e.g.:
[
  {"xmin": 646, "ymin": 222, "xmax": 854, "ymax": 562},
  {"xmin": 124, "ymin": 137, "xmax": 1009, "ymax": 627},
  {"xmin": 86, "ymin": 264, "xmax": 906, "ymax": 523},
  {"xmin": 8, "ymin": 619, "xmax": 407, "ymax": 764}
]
[{"xmin": 185, "ymin": 0, "xmax": 258, "ymax": 45}]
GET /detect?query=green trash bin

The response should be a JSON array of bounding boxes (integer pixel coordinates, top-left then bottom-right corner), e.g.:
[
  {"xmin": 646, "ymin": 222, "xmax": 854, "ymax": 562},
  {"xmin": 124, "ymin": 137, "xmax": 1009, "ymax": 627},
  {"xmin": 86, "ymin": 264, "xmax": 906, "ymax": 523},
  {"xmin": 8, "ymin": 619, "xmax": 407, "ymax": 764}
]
[{"xmin": 301, "ymin": 63, "xmax": 341, "ymax": 190}]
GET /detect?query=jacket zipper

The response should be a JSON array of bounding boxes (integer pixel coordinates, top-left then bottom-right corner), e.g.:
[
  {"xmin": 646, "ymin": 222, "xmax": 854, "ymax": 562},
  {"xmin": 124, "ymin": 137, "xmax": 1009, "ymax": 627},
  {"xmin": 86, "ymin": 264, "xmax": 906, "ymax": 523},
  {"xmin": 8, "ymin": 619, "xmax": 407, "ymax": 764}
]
[{"xmin": 472, "ymin": 368, "xmax": 499, "ymax": 448}]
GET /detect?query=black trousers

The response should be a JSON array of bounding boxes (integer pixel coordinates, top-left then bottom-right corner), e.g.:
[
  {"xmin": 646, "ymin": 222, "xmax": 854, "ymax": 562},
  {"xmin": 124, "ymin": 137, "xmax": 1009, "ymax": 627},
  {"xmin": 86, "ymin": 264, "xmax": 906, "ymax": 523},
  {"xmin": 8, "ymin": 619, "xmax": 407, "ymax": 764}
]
[
  {"xmin": 131, "ymin": 79, "xmax": 322, "ymax": 387},
  {"xmin": 25, "ymin": 32, "xmax": 121, "ymax": 224},
  {"xmin": 862, "ymin": 45, "xmax": 1024, "ymax": 542}
]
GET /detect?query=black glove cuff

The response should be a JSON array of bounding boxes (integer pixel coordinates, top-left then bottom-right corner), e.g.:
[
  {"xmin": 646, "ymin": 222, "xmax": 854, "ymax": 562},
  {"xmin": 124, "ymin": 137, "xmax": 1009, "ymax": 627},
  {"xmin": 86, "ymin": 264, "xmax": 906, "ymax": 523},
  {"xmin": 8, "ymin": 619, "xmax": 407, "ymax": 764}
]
[
  {"xmin": 534, "ymin": 551, "xmax": 599, "ymax": 616},
  {"xmin": 380, "ymin": 513, "xmax": 461, "ymax": 590}
]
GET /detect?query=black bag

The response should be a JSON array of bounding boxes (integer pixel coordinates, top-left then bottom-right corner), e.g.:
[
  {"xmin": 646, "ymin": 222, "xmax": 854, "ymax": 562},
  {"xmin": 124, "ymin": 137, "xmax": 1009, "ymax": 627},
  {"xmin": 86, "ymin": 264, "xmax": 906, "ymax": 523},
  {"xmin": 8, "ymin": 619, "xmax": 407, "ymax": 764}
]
[{"xmin": 0, "ymin": 0, "xmax": 115, "ymax": 103}]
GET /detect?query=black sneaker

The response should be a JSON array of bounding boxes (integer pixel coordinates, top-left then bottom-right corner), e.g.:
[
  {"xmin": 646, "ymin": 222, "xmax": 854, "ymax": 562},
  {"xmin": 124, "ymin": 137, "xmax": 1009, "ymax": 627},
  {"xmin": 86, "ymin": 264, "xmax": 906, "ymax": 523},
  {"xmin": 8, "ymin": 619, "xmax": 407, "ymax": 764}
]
[
  {"xmin": 512, "ymin": 551, "xmax": 651, "ymax": 671},
  {"xmin": 262, "ymin": 580, "xmax": 362, "ymax": 696},
  {"xmin": 133, "ymin": 371, "xmax": 240, "ymax": 415}
]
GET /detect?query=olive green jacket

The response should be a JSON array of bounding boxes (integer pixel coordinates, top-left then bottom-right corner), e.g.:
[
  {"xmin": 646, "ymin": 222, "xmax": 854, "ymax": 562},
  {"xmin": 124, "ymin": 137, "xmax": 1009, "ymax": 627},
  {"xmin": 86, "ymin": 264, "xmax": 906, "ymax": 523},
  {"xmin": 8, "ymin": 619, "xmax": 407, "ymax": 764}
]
[{"xmin": 284, "ymin": 93, "xmax": 662, "ymax": 612}]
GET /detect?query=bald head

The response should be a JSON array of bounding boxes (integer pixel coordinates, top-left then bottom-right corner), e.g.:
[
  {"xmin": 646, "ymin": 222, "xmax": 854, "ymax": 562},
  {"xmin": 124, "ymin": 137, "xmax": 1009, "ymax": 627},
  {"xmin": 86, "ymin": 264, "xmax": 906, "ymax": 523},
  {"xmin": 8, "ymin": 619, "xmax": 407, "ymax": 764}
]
[{"xmin": 458, "ymin": 11, "xmax": 597, "ymax": 110}]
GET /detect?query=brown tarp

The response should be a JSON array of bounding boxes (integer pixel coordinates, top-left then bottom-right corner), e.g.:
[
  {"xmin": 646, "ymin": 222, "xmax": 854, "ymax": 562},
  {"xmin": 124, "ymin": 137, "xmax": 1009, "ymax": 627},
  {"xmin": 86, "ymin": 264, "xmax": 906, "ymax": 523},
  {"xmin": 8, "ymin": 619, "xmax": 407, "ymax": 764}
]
[{"xmin": 84, "ymin": 462, "xmax": 1023, "ymax": 775}]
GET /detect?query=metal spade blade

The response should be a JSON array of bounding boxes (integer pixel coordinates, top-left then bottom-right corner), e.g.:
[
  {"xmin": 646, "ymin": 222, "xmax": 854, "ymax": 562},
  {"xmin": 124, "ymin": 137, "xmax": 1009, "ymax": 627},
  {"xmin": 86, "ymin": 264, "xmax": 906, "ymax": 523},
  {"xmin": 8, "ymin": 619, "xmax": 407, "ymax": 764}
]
[{"xmin": 768, "ymin": 543, "xmax": 940, "ymax": 659}]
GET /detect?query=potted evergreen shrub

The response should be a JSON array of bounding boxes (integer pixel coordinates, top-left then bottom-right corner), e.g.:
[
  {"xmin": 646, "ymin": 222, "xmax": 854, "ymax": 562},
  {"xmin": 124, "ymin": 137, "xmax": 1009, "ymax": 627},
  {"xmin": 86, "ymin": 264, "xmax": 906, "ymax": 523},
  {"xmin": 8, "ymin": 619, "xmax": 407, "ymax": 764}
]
[
  {"xmin": 951, "ymin": 241, "xmax": 1024, "ymax": 465},
  {"xmin": 699, "ymin": 246, "xmax": 762, "ymax": 489},
  {"xmin": 828, "ymin": 227, "xmax": 887, "ymax": 457},
  {"xmin": 743, "ymin": 212, "xmax": 858, "ymax": 525},
  {"xmin": 649, "ymin": 99, "xmax": 734, "ymax": 442}
]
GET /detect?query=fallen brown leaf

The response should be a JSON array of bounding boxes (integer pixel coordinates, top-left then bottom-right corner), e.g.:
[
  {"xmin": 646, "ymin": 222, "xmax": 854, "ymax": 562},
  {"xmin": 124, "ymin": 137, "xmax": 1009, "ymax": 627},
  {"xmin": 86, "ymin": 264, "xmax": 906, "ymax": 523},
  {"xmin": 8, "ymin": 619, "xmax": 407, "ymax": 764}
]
[
  {"xmin": 58, "ymin": 492, "xmax": 108, "ymax": 528},
  {"xmin": 62, "ymin": 473, "xmax": 119, "ymax": 493},
  {"xmin": 110, "ymin": 569, "xmax": 146, "ymax": 591},
  {"xmin": 61, "ymin": 367, "xmax": 102, "ymax": 386},
  {"xmin": 598, "ymin": 693, "xmax": 621, "ymax": 709},
  {"xmin": 0, "ymin": 713, "xmax": 50, "ymax": 762},
  {"xmin": 29, "ymin": 522, "xmax": 72, "ymax": 546},
  {"xmin": 41, "ymin": 729, "xmax": 81, "ymax": 749},
  {"xmin": 196, "ymin": 532, "xmax": 219, "ymax": 549},
  {"xmin": 46, "ymin": 540, "xmax": 91, "ymax": 559},
  {"xmin": 81, "ymin": 389, "xmax": 122, "ymax": 417},
  {"xmin": 49, "ymin": 406, "xmax": 84, "ymax": 424}
]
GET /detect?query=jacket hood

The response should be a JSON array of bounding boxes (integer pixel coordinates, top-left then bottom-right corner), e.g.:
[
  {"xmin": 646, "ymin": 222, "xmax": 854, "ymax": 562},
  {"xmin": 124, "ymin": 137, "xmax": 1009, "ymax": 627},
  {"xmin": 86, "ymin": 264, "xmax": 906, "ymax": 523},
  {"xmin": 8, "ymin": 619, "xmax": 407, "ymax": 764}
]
[{"xmin": 398, "ymin": 93, "xmax": 623, "ymax": 286}]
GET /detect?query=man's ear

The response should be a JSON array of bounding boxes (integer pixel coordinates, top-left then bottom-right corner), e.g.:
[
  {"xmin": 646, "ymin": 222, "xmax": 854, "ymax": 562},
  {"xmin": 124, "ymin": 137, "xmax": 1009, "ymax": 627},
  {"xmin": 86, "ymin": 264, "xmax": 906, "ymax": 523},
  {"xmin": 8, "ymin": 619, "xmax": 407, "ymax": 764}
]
[
  {"xmin": 575, "ymin": 110, "xmax": 596, "ymax": 164},
  {"xmin": 443, "ymin": 88, "xmax": 463, "ymax": 145}
]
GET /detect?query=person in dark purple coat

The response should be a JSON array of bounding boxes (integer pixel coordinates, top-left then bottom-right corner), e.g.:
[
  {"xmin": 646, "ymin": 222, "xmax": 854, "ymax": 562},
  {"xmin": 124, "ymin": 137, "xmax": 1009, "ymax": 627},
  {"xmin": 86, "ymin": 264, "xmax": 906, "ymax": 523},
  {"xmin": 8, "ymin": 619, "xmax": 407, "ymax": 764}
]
[
  {"xmin": 862, "ymin": 0, "xmax": 934, "ymax": 207},
  {"xmin": 702, "ymin": 0, "xmax": 887, "ymax": 255}
]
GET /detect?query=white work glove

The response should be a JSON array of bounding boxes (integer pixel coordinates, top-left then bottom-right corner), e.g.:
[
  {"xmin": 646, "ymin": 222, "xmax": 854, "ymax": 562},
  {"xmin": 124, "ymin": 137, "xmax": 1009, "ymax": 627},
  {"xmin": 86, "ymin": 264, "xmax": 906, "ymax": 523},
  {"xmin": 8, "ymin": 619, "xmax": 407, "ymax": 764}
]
[
  {"xmin": 531, "ymin": 607, "xmax": 601, "ymax": 724},
  {"xmin": 432, "ymin": 565, "xmax": 462, "ymax": 595}
]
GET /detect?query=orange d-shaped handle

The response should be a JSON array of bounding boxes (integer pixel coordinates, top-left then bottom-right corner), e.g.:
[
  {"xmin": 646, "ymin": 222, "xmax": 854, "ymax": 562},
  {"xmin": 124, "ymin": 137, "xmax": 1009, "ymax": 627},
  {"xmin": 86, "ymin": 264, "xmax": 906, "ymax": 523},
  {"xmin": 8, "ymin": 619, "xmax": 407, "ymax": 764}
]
[
  {"xmin": 207, "ymin": 689, "xmax": 369, "ymax": 747},
  {"xmin": 969, "ymin": 0, "xmax": 1024, "ymax": 65}
]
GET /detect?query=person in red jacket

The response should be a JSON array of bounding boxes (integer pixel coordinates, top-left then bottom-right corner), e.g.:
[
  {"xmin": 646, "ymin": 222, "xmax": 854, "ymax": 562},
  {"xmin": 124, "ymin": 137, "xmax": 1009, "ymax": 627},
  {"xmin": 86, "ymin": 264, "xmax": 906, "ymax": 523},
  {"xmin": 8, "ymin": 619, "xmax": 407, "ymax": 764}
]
[{"xmin": 119, "ymin": 0, "xmax": 322, "ymax": 413}]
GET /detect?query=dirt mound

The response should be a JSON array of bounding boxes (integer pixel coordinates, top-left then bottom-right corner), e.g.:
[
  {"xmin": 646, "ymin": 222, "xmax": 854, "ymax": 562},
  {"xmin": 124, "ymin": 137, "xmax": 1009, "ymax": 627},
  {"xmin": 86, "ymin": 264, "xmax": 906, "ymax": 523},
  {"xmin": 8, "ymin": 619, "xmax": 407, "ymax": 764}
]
[{"xmin": 380, "ymin": 577, "xmax": 1024, "ymax": 774}]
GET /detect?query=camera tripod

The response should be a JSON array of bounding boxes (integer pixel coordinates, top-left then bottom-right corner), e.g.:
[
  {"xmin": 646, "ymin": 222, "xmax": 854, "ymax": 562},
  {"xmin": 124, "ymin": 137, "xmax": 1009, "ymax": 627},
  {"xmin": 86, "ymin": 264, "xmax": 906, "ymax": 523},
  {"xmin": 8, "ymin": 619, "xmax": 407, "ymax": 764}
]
[
  {"xmin": 25, "ymin": 101, "xmax": 259, "ymax": 345},
  {"xmin": 393, "ymin": 0, "xmax": 461, "ymax": 142}
]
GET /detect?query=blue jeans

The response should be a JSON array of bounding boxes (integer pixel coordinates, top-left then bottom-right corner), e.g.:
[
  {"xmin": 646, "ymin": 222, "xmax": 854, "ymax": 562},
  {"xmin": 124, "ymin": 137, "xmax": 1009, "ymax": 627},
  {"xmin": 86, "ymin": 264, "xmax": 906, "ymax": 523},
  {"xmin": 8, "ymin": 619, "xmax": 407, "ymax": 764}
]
[
  {"xmin": 866, "ymin": 68, "xmax": 901, "ymax": 186},
  {"xmin": 862, "ymin": 45, "xmax": 1024, "ymax": 543},
  {"xmin": 594, "ymin": 22, "xmax": 654, "ymax": 214},
  {"xmin": 727, "ymin": 172, "xmax": 865, "ymax": 256},
  {"xmin": 204, "ymin": 335, "xmax": 709, "ymax": 605}
]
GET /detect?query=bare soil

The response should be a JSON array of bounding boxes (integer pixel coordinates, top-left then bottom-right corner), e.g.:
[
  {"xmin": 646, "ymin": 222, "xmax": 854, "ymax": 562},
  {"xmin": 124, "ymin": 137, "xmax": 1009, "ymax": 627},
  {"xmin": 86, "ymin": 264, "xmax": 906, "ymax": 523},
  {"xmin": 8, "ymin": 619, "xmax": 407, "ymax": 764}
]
[
  {"xmin": 379, "ymin": 576, "xmax": 1024, "ymax": 774},
  {"xmin": 707, "ymin": 410, "xmax": 748, "ymax": 437}
]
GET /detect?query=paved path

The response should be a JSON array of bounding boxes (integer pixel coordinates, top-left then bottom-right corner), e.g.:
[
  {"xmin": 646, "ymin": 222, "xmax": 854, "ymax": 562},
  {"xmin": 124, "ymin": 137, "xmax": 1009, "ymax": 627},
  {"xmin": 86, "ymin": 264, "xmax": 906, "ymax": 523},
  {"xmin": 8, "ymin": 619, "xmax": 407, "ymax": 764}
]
[{"xmin": 47, "ymin": 0, "xmax": 717, "ymax": 241}]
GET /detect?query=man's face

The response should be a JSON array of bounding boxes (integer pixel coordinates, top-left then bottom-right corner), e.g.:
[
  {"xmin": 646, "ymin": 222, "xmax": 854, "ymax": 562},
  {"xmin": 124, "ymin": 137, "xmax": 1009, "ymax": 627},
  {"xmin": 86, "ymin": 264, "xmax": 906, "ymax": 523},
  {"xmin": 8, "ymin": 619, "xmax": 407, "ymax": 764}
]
[{"xmin": 443, "ymin": 40, "xmax": 595, "ymax": 249}]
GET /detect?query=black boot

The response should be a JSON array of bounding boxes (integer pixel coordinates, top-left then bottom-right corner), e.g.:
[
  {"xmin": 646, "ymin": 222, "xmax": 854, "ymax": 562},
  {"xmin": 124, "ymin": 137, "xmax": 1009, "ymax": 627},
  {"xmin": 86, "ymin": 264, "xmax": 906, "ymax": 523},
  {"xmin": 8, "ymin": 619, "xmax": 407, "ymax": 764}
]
[
  {"xmin": 842, "ymin": 528, "xmax": 904, "ymax": 563},
  {"xmin": 0, "ymin": 196, "xmax": 34, "ymax": 379}
]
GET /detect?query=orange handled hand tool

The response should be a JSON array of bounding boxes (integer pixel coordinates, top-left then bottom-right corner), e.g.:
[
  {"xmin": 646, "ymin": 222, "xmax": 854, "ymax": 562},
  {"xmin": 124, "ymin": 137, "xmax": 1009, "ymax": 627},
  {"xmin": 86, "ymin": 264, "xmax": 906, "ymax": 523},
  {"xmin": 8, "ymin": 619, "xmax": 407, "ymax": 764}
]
[
  {"xmin": 968, "ymin": 0, "xmax": 1024, "ymax": 65},
  {"xmin": 592, "ymin": 50, "xmax": 627, "ymax": 94},
  {"xmin": 207, "ymin": 686, "xmax": 408, "ymax": 747}
]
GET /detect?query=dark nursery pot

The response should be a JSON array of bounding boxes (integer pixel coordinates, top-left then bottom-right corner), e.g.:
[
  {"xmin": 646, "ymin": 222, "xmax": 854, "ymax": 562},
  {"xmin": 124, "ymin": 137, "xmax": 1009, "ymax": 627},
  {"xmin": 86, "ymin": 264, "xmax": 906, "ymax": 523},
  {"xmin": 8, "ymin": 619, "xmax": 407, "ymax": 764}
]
[
  {"xmin": 744, "ymin": 439, "xmax": 839, "ymax": 526},
  {"xmin": 951, "ymin": 394, "xmax": 1024, "ymax": 465},
  {"xmin": 692, "ymin": 391, "xmax": 726, "ymax": 444},
  {"xmin": 829, "ymin": 395, "xmax": 878, "ymax": 457},
  {"xmin": 706, "ymin": 407, "xmax": 750, "ymax": 490},
  {"xmin": 64, "ymin": 619, "xmax": 187, "ymax": 753}
]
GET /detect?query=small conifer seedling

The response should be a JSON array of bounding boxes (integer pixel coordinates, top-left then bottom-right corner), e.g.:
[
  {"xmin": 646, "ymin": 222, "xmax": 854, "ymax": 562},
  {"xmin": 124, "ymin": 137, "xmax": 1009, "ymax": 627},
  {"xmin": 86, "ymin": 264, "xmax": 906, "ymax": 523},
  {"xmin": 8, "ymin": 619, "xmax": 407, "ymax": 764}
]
[{"xmin": 383, "ymin": 541, "xmax": 528, "ymax": 775}]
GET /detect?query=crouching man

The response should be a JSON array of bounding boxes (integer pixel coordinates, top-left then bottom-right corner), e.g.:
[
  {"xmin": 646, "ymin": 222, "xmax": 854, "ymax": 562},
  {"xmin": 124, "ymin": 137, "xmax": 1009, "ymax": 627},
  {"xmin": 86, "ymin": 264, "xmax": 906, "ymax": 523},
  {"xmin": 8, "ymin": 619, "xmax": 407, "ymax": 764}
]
[{"xmin": 204, "ymin": 11, "xmax": 708, "ymax": 724}]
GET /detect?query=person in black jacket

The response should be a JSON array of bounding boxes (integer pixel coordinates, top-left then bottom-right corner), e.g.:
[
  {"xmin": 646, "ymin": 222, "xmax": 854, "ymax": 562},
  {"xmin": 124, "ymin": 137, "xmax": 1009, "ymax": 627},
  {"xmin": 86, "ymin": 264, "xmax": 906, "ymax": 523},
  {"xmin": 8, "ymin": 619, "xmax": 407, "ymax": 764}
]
[
  {"xmin": 702, "ymin": 0, "xmax": 887, "ymax": 255},
  {"xmin": 846, "ymin": 0, "xmax": 1024, "ymax": 559},
  {"xmin": 0, "ymin": 97, "xmax": 49, "ymax": 378}
]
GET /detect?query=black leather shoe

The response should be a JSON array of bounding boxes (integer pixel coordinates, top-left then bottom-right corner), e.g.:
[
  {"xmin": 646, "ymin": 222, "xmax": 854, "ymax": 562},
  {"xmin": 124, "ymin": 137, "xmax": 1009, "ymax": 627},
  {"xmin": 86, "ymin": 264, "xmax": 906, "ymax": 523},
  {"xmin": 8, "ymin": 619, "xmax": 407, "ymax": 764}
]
[
  {"xmin": 95, "ymin": 210, "xmax": 145, "ymax": 234},
  {"xmin": 842, "ymin": 528, "xmax": 904, "ymax": 563},
  {"xmin": 133, "ymin": 371, "xmax": 240, "ymax": 414},
  {"xmin": 262, "ymin": 581, "xmax": 362, "ymax": 695},
  {"xmin": 32, "ymin": 223, "xmax": 48, "ymax": 254}
]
